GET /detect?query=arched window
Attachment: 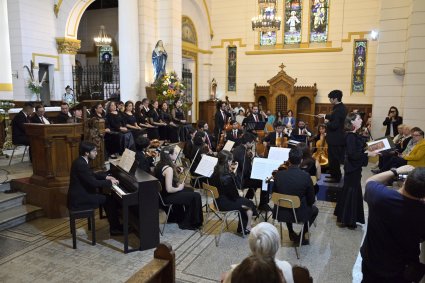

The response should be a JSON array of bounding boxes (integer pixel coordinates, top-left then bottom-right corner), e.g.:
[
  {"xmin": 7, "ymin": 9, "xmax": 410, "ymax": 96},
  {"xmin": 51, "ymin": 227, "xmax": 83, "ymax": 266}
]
[
  {"xmin": 310, "ymin": 0, "xmax": 329, "ymax": 43},
  {"xmin": 284, "ymin": 0, "xmax": 302, "ymax": 45},
  {"xmin": 275, "ymin": 94, "xmax": 288, "ymax": 114}
]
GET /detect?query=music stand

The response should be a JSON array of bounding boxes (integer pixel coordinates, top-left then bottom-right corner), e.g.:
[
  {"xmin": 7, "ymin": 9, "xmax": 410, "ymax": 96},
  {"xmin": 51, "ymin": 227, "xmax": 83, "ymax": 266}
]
[
  {"xmin": 290, "ymin": 134, "xmax": 308, "ymax": 143},
  {"xmin": 244, "ymin": 121, "xmax": 267, "ymax": 131}
]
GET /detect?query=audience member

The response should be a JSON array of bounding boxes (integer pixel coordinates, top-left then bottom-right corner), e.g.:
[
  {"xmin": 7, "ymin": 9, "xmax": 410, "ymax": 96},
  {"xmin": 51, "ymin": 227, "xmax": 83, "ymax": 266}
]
[
  {"xmin": 11, "ymin": 102, "xmax": 33, "ymax": 161},
  {"xmin": 30, "ymin": 105, "xmax": 50, "ymax": 124},
  {"xmin": 56, "ymin": 102, "xmax": 72, "ymax": 124},
  {"xmin": 383, "ymin": 106, "xmax": 403, "ymax": 138}
]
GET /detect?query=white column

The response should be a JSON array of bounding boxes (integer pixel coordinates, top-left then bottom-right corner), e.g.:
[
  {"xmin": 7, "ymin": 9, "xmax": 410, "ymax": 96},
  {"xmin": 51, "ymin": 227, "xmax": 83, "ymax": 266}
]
[
  {"xmin": 0, "ymin": 0, "xmax": 13, "ymax": 99},
  {"xmin": 58, "ymin": 54, "xmax": 75, "ymax": 101},
  {"xmin": 119, "ymin": 0, "xmax": 140, "ymax": 102},
  {"xmin": 157, "ymin": 0, "xmax": 182, "ymax": 78}
]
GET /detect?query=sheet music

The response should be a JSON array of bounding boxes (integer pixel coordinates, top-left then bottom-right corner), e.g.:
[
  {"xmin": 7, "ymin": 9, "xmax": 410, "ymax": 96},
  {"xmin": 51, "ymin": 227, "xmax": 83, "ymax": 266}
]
[
  {"xmin": 118, "ymin": 149, "xmax": 136, "ymax": 173},
  {"xmin": 250, "ymin": 157, "xmax": 282, "ymax": 181},
  {"xmin": 261, "ymin": 180, "xmax": 269, "ymax": 192},
  {"xmin": 222, "ymin": 140, "xmax": 235, "ymax": 151},
  {"xmin": 367, "ymin": 137, "xmax": 393, "ymax": 153},
  {"xmin": 268, "ymin": 147, "xmax": 291, "ymax": 162},
  {"xmin": 194, "ymin": 155, "xmax": 218, "ymax": 177}
]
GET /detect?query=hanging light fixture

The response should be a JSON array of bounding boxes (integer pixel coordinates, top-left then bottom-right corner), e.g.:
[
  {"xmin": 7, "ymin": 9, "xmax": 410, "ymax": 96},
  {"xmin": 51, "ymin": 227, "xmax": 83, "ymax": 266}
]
[
  {"xmin": 94, "ymin": 25, "xmax": 112, "ymax": 46},
  {"xmin": 252, "ymin": 0, "xmax": 281, "ymax": 32}
]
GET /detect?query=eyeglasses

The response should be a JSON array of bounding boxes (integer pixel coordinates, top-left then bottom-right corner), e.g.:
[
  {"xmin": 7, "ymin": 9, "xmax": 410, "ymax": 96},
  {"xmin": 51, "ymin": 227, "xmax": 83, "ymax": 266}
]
[{"xmin": 390, "ymin": 110, "xmax": 396, "ymax": 113}]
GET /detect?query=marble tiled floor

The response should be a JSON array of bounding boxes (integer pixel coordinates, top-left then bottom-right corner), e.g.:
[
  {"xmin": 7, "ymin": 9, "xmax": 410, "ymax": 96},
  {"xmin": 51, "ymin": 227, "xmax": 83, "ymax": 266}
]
[{"xmin": 0, "ymin": 148, "xmax": 373, "ymax": 283}]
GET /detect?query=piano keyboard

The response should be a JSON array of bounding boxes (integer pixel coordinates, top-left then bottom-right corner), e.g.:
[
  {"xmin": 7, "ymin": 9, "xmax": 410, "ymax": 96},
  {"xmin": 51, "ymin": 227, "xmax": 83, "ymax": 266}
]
[{"xmin": 112, "ymin": 184, "xmax": 127, "ymax": 198}]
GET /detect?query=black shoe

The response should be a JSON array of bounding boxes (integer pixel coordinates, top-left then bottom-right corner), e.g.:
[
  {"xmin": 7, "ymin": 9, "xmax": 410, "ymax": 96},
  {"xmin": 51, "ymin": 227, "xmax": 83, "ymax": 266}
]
[
  {"xmin": 258, "ymin": 204, "xmax": 272, "ymax": 212},
  {"xmin": 110, "ymin": 227, "xmax": 124, "ymax": 236},
  {"xmin": 301, "ymin": 239, "xmax": 310, "ymax": 245},
  {"xmin": 237, "ymin": 228, "xmax": 251, "ymax": 235},
  {"xmin": 289, "ymin": 232, "xmax": 299, "ymax": 242}
]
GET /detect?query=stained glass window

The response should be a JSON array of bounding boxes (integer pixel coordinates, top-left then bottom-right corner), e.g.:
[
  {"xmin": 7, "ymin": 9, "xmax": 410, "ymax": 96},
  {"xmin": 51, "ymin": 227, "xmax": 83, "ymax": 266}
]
[
  {"xmin": 227, "ymin": 46, "xmax": 237, "ymax": 91},
  {"xmin": 284, "ymin": 0, "xmax": 302, "ymax": 45},
  {"xmin": 310, "ymin": 0, "xmax": 329, "ymax": 43},
  {"xmin": 260, "ymin": 6, "xmax": 277, "ymax": 46},
  {"xmin": 351, "ymin": 40, "xmax": 367, "ymax": 93}
]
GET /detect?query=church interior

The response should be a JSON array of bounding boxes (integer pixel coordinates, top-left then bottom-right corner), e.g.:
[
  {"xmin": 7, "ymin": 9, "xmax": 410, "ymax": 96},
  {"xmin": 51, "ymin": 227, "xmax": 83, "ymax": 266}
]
[{"xmin": 0, "ymin": 0, "xmax": 424, "ymax": 282}]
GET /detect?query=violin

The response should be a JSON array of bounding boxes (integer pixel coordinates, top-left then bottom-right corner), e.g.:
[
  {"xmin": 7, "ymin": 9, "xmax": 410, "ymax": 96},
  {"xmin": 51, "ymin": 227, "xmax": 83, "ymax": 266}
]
[
  {"xmin": 216, "ymin": 132, "xmax": 226, "ymax": 152},
  {"xmin": 150, "ymin": 139, "xmax": 161, "ymax": 148},
  {"xmin": 266, "ymin": 161, "xmax": 289, "ymax": 183},
  {"xmin": 224, "ymin": 96, "xmax": 234, "ymax": 132}
]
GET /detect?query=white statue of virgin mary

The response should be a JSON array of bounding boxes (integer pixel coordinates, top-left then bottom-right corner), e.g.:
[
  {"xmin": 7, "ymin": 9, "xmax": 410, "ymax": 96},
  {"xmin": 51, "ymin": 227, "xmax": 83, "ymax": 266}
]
[{"xmin": 152, "ymin": 40, "xmax": 167, "ymax": 82}]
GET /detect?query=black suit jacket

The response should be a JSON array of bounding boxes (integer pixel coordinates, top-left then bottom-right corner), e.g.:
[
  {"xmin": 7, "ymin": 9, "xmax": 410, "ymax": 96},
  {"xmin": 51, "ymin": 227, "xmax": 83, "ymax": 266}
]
[
  {"xmin": 263, "ymin": 132, "xmax": 287, "ymax": 147},
  {"xmin": 56, "ymin": 112, "xmax": 71, "ymax": 124},
  {"xmin": 30, "ymin": 115, "xmax": 49, "ymax": 124},
  {"xmin": 383, "ymin": 116, "xmax": 403, "ymax": 137},
  {"xmin": 67, "ymin": 156, "xmax": 112, "ymax": 210},
  {"xmin": 226, "ymin": 129, "xmax": 243, "ymax": 145},
  {"xmin": 233, "ymin": 144, "xmax": 251, "ymax": 180},
  {"xmin": 214, "ymin": 110, "xmax": 229, "ymax": 137},
  {"xmin": 325, "ymin": 102, "xmax": 347, "ymax": 146},
  {"xmin": 244, "ymin": 113, "xmax": 267, "ymax": 123},
  {"xmin": 272, "ymin": 166, "xmax": 315, "ymax": 222},
  {"xmin": 11, "ymin": 111, "xmax": 30, "ymax": 145}
]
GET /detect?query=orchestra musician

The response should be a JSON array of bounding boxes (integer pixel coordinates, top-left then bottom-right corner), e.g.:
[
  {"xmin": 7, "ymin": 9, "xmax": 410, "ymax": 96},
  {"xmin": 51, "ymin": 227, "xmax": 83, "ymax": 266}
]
[
  {"xmin": 214, "ymin": 101, "xmax": 230, "ymax": 140},
  {"xmin": 263, "ymin": 121, "xmax": 288, "ymax": 150},
  {"xmin": 209, "ymin": 150, "xmax": 257, "ymax": 235},
  {"xmin": 243, "ymin": 105, "xmax": 268, "ymax": 127},
  {"xmin": 226, "ymin": 120, "xmax": 243, "ymax": 146},
  {"xmin": 297, "ymin": 143, "xmax": 321, "ymax": 194},
  {"xmin": 233, "ymin": 133, "xmax": 270, "ymax": 211},
  {"xmin": 154, "ymin": 145, "xmax": 203, "ymax": 230},
  {"xmin": 135, "ymin": 136, "xmax": 155, "ymax": 173},
  {"xmin": 291, "ymin": 120, "xmax": 312, "ymax": 140},
  {"xmin": 312, "ymin": 124, "xmax": 328, "ymax": 167},
  {"xmin": 197, "ymin": 120, "xmax": 215, "ymax": 151},
  {"xmin": 189, "ymin": 131, "xmax": 214, "ymax": 179},
  {"xmin": 272, "ymin": 148, "xmax": 318, "ymax": 245},
  {"xmin": 67, "ymin": 141, "xmax": 123, "ymax": 235}
]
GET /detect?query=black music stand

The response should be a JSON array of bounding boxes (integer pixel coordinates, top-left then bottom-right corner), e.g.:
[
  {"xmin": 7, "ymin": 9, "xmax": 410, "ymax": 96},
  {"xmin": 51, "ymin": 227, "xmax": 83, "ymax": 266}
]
[{"xmin": 244, "ymin": 121, "xmax": 267, "ymax": 131}]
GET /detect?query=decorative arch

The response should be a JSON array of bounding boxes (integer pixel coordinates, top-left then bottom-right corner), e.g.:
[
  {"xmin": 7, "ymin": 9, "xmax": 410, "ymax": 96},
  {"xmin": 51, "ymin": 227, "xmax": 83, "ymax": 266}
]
[
  {"xmin": 182, "ymin": 16, "xmax": 198, "ymax": 46},
  {"xmin": 64, "ymin": 0, "xmax": 95, "ymax": 39}
]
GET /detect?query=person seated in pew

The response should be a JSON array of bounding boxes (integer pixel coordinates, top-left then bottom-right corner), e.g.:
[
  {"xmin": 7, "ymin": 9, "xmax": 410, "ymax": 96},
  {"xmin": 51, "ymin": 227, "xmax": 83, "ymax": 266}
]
[
  {"xmin": 56, "ymin": 102, "xmax": 72, "ymax": 124},
  {"xmin": 148, "ymin": 100, "xmax": 166, "ymax": 140},
  {"xmin": 226, "ymin": 120, "xmax": 243, "ymax": 146},
  {"xmin": 67, "ymin": 141, "xmax": 123, "ymax": 236},
  {"xmin": 159, "ymin": 101, "xmax": 179, "ymax": 143},
  {"xmin": 272, "ymin": 147, "xmax": 318, "ymax": 245},
  {"xmin": 222, "ymin": 222, "xmax": 294, "ymax": 283},
  {"xmin": 11, "ymin": 102, "xmax": 34, "ymax": 161},
  {"xmin": 263, "ymin": 121, "xmax": 288, "ymax": 149},
  {"xmin": 233, "ymin": 133, "xmax": 270, "ymax": 211},
  {"xmin": 135, "ymin": 136, "xmax": 155, "ymax": 173},
  {"xmin": 210, "ymin": 150, "xmax": 257, "ymax": 235},
  {"xmin": 105, "ymin": 101, "xmax": 135, "ymax": 156},
  {"xmin": 122, "ymin": 101, "xmax": 144, "ymax": 140},
  {"xmin": 30, "ymin": 104, "xmax": 50, "ymax": 124},
  {"xmin": 154, "ymin": 145, "xmax": 203, "ymax": 230}
]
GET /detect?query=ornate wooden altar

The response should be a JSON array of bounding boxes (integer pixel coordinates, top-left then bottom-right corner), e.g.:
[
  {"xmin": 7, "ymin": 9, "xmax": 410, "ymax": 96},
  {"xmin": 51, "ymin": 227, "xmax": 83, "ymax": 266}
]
[{"xmin": 254, "ymin": 64, "xmax": 317, "ymax": 128}]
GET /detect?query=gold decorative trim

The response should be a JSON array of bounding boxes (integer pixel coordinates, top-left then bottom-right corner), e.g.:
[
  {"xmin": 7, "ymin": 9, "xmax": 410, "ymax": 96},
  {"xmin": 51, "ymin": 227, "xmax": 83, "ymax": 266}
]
[
  {"xmin": 300, "ymin": 42, "xmax": 309, "ymax": 48},
  {"xmin": 182, "ymin": 42, "xmax": 212, "ymax": 54},
  {"xmin": 66, "ymin": 0, "xmax": 95, "ymax": 38},
  {"xmin": 202, "ymin": 0, "xmax": 214, "ymax": 39},
  {"xmin": 203, "ymin": 63, "xmax": 213, "ymax": 66},
  {"xmin": 182, "ymin": 16, "xmax": 198, "ymax": 45},
  {"xmin": 342, "ymin": 31, "xmax": 370, "ymax": 42},
  {"xmin": 56, "ymin": 37, "xmax": 81, "ymax": 54},
  {"xmin": 32, "ymin": 53, "xmax": 60, "ymax": 71},
  {"xmin": 54, "ymin": 0, "xmax": 63, "ymax": 18},
  {"xmin": 245, "ymin": 47, "xmax": 343, "ymax": 55},
  {"xmin": 211, "ymin": 38, "xmax": 247, "ymax": 49},
  {"xmin": 0, "ymin": 83, "xmax": 13, "ymax": 91}
]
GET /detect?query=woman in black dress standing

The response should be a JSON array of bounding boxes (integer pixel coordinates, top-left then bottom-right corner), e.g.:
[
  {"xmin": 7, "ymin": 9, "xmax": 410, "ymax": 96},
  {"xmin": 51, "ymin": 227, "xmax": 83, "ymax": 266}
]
[
  {"xmin": 383, "ymin": 106, "xmax": 403, "ymax": 138},
  {"xmin": 154, "ymin": 145, "xmax": 203, "ymax": 230},
  {"xmin": 210, "ymin": 150, "xmax": 257, "ymax": 234},
  {"xmin": 334, "ymin": 112, "xmax": 376, "ymax": 229},
  {"xmin": 171, "ymin": 98, "xmax": 189, "ymax": 141}
]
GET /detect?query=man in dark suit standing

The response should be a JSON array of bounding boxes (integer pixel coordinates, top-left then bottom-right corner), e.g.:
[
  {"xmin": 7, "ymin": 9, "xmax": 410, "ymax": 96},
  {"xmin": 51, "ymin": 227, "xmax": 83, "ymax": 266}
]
[
  {"xmin": 318, "ymin": 90, "xmax": 347, "ymax": 183},
  {"xmin": 67, "ymin": 141, "xmax": 122, "ymax": 235},
  {"xmin": 272, "ymin": 148, "xmax": 318, "ymax": 245},
  {"xmin": 30, "ymin": 105, "xmax": 50, "ymax": 124},
  {"xmin": 11, "ymin": 102, "xmax": 33, "ymax": 161},
  {"xmin": 214, "ymin": 101, "xmax": 229, "ymax": 140},
  {"xmin": 226, "ymin": 120, "xmax": 243, "ymax": 146},
  {"xmin": 243, "ymin": 105, "xmax": 268, "ymax": 124}
]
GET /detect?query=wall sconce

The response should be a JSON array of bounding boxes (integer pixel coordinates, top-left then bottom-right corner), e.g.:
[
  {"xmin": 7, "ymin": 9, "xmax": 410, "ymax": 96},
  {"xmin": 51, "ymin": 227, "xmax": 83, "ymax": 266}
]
[
  {"xmin": 370, "ymin": 30, "xmax": 379, "ymax": 41},
  {"xmin": 12, "ymin": 71, "xmax": 19, "ymax": 79}
]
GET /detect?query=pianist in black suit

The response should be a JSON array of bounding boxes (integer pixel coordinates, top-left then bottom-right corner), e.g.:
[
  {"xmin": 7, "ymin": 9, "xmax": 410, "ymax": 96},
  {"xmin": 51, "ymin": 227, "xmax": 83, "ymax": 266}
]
[
  {"xmin": 67, "ymin": 141, "xmax": 122, "ymax": 235},
  {"xmin": 154, "ymin": 145, "xmax": 203, "ymax": 230},
  {"xmin": 30, "ymin": 105, "xmax": 50, "ymax": 124}
]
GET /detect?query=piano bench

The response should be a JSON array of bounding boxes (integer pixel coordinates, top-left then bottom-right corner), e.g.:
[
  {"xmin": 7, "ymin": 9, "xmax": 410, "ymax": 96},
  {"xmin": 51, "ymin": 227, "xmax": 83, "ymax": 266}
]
[{"xmin": 69, "ymin": 208, "xmax": 96, "ymax": 249}]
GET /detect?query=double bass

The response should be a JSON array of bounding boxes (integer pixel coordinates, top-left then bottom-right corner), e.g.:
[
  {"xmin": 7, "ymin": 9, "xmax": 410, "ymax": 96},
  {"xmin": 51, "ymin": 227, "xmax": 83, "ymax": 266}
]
[{"xmin": 312, "ymin": 134, "xmax": 328, "ymax": 166}]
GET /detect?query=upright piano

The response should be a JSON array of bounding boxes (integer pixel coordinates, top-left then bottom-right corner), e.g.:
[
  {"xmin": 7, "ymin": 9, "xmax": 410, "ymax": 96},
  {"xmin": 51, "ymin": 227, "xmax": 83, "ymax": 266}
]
[{"xmin": 109, "ymin": 162, "xmax": 160, "ymax": 253}]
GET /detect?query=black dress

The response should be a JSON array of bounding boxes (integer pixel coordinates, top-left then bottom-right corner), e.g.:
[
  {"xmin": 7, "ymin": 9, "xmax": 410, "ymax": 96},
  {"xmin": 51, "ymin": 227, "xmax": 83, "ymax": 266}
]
[
  {"xmin": 154, "ymin": 165, "xmax": 203, "ymax": 229},
  {"xmin": 334, "ymin": 132, "xmax": 368, "ymax": 226},
  {"xmin": 210, "ymin": 170, "xmax": 257, "ymax": 230},
  {"xmin": 122, "ymin": 112, "xmax": 143, "ymax": 140},
  {"xmin": 147, "ymin": 109, "xmax": 160, "ymax": 140},
  {"xmin": 159, "ymin": 109, "xmax": 179, "ymax": 142},
  {"xmin": 105, "ymin": 112, "xmax": 135, "ymax": 154}
]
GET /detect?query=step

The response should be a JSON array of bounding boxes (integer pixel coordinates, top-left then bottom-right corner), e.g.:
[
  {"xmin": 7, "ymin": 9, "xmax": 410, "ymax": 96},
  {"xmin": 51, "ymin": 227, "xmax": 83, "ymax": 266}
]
[
  {"xmin": 0, "ymin": 192, "xmax": 26, "ymax": 212},
  {"xmin": 0, "ymin": 204, "xmax": 44, "ymax": 231},
  {"xmin": 0, "ymin": 183, "xmax": 11, "ymax": 193}
]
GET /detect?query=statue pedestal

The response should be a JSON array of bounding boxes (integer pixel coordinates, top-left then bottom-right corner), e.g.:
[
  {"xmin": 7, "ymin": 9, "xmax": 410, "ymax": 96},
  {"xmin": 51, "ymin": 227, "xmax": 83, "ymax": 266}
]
[{"xmin": 146, "ymin": 86, "xmax": 156, "ymax": 102}]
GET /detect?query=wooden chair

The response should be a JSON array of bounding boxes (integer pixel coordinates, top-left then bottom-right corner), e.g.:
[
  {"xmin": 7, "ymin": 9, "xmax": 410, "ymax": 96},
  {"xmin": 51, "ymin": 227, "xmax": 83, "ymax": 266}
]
[
  {"xmin": 126, "ymin": 242, "xmax": 175, "ymax": 283},
  {"xmin": 271, "ymin": 192, "xmax": 309, "ymax": 259},
  {"xmin": 292, "ymin": 265, "xmax": 313, "ymax": 283},
  {"xmin": 157, "ymin": 184, "xmax": 173, "ymax": 236},
  {"xmin": 202, "ymin": 182, "xmax": 246, "ymax": 246},
  {"xmin": 69, "ymin": 208, "xmax": 96, "ymax": 249}
]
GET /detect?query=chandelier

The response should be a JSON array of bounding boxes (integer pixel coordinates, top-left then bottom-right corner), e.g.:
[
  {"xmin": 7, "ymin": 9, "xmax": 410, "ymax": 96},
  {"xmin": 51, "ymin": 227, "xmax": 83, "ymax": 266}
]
[
  {"xmin": 252, "ymin": 0, "xmax": 281, "ymax": 32},
  {"xmin": 94, "ymin": 25, "xmax": 112, "ymax": 46}
]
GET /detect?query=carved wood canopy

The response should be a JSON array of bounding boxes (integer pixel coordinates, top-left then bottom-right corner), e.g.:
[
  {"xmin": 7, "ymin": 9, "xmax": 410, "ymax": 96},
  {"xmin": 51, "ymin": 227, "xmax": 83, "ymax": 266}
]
[{"xmin": 254, "ymin": 63, "xmax": 317, "ymax": 128}]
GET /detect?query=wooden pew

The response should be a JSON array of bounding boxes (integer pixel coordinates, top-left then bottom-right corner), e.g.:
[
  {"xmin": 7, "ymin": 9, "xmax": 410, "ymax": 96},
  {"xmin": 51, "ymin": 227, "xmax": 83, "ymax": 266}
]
[{"xmin": 126, "ymin": 243, "xmax": 175, "ymax": 283}]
